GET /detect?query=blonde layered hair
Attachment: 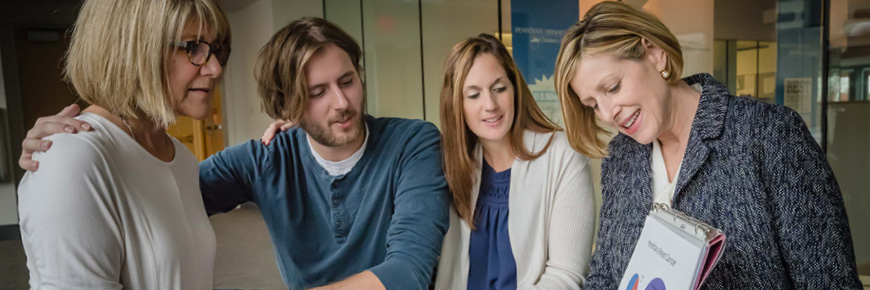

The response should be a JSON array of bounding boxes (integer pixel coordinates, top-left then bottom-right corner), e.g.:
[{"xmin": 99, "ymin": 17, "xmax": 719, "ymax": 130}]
[
  {"xmin": 441, "ymin": 34, "xmax": 560, "ymax": 228},
  {"xmin": 255, "ymin": 17, "xmax": 362, "ymax": 123},
  {"xmin": 64, "ymin": 0, "xmax": 231, "ymax": 128},
  {"xmin": 554, "ymin": 1, "xmax": 683, "ymax": 157}
]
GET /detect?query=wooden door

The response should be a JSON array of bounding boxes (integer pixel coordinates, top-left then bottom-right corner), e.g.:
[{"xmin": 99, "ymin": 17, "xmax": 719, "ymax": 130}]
[
  {"xmin": 166, "ymin": 85, "xmax": 225, "ymax": 161},
  {"xmin": 16, "ymin": 28, "xmax": 82, "ymax": 129},
  {"xmin": 167, "ymin": 115, "xmax": 205, "ymax": 160},
  {"xmin": 204, "ymin": 86, "xmax": 225, "ymax": 157}
]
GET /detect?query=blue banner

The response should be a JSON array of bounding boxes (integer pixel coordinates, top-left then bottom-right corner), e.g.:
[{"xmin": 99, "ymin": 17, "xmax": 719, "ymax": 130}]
[{"xmin": 511, "ymin": 0, "xmax": 579, "ymax": 125}]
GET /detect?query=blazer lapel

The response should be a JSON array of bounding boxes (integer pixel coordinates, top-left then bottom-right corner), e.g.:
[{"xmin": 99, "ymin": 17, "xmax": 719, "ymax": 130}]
[
  {"xmin": 637, "ymin": 143, "xmax": 655, "ymax": 211},
  {"xmin": 674, "ymin": 133, "xmax": 711, "ymax": 200},
  {"xmin": 673, "ymin": 74, "xmax": 730, "ymax": 203},
  {"xmin": 614, "ymin": 138, "xmax": 655, "ymax": 213}
]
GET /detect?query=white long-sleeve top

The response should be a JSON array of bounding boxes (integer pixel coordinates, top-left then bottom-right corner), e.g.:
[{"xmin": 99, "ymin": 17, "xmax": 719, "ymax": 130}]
[
  {"xmin": 17, "ymin": 113, "xmax": 215, "ymax": 290},
  {"xmin": 435, "ymin": 130, "xmax": 596, "ymax": 290}
]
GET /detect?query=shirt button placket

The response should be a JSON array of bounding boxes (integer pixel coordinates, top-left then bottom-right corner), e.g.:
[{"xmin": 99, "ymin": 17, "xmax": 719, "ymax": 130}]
[{"xmin": 331, "ymin": 179, "xmax": 345, "ymax": 239}]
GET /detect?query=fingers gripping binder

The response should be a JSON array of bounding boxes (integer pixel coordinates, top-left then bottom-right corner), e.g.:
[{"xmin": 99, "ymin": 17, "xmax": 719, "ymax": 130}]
[{"xmin": 618, "ymin": 203, "xmax": 727, "ymax": 290}]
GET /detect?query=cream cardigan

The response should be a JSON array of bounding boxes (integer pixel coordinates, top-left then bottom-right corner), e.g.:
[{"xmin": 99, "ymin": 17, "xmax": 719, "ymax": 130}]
[{"xmin": 435, "ymin": 130, "xmax": 596, "ymax": 290}]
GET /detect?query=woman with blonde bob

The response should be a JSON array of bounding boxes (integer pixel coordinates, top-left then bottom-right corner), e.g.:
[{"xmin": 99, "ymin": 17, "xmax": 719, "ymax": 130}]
[
  {"xmin": 554, "ymin": 2, "xmax": 861, "ymax": 289},
  {"xmin": 434, "ymin": 34, "xmax": 595, "ymax": 290},
  {"xmin": 17, "ymin": 0, "xmax": 230, "ymax": 288}
]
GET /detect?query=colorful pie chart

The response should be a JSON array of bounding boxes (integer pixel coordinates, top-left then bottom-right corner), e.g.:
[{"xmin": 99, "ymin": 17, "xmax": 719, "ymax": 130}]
[
  {"xmin": 626, "ymin": 273, "xmax": 639, "ymax": 290},
  {"xmin": 645, "ymin": 278, "xmax": 666, "ymax": 290}
]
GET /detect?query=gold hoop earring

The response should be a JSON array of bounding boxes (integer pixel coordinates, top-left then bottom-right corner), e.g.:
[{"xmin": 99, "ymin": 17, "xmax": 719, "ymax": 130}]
[{"xmin": 661, "ymin": 70, "xmax": 670, "ymax": 79}]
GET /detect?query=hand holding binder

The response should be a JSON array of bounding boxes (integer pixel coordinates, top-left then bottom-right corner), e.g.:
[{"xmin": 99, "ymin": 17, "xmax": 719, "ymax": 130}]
[{"xmin": 618, "ymin": 203, "xmax": 726, "ymax": 290}]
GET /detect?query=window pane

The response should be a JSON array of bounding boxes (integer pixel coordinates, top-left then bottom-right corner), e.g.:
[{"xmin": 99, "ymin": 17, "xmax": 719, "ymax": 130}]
[{"xmin": 826, "ymin": 0, "xmax": 870, "ymax": 278}]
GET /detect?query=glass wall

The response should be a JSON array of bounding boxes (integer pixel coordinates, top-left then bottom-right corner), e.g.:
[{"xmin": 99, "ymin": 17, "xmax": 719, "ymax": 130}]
[
  {"xmin": 827, "ymin": 0, "xmax": 870, "ymax": 279},
  {"xmin": 713, "ymin": 40, "xmax": 778, "ymax": 102}
]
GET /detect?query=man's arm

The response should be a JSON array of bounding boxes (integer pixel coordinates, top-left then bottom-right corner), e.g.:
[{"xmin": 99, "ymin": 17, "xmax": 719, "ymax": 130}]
[
  {"xmin": 309, "ymin": 271, "xmax": 385, "ymax": 290},
  {"xmin": 199, "ymin": 139, "xmax": 272, "ymax": 214},
  {"xmin": 367, "ymin": 122, "xmax": 450, "ymax": 290}
]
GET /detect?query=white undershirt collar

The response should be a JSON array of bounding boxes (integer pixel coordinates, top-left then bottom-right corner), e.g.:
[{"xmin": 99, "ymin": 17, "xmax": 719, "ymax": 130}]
[{"xmin": 307, "ymin": 124, "xmax": 369, "ymax": 176}]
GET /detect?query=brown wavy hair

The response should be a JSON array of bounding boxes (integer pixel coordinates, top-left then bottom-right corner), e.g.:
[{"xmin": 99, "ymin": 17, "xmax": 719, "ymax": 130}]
[
  {"xmin": 440, "ymin": 34, "xmax": 560, "ymax": 228},
  {"xmin": 255, "ymin": 17, "xmax": 362, "ymax": 123},
  {"xmin": 554, "ymin": 1, "xmax": 683, "ymax": 157}
]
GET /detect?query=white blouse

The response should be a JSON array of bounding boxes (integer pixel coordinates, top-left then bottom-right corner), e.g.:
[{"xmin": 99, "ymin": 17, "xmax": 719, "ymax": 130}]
[
  {"xmin": 651, "ymin": 140, "xmax": 681, "ymax": 206},
  {"xmin": 650, "ymin": 83, "xmax": 702, "ymax": 206},
  {"xmin": 18, "ymin": 113, "xmax": 215, "ymax": 290}
]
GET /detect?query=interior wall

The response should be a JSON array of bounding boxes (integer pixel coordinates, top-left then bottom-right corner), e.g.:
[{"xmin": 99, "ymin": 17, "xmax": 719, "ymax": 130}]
[
  {"xmin": 221, "ymin": 0, "xmax": 323, "ymax": 147},
  {"xmin": 0, "ymin": 45, "xmax": 15, "ymax": 226},
  {"xmin": 272, "ymin": 0, "xmax": 323, "ymax": 31},
  {"xmin": 362, "ymin": 0, "xmax": 425, "ymax": 120},
  {"xmin": 0, "ymin": 1, "xmax": 80, "ymax": 227},
  {"xmin": 222, "ymin": 0, "xmax": 276, "ymax": 146},
  {"xmin": 714, "ymin": 0, "xmax": 777, "ymax": 41},
  {"xmin": 421, "ymin": 0, "xmax": 500, "ymax": 127},
  {"xmin": 647, "ymin": 0, "xmax": 715, "ymax": 76}
]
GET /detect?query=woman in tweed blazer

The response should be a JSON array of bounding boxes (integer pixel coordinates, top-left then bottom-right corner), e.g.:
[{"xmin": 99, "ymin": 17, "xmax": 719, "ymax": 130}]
[{"xmin": 553, "ymin": 2, "xmax": 862, "ymax": 289}]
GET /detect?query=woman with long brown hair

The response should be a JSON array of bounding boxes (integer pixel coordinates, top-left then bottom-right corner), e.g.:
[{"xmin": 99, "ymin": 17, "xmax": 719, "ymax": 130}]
[{"xmin": 434, "ymin": 34, "xmax": 595, "ymax": 290}]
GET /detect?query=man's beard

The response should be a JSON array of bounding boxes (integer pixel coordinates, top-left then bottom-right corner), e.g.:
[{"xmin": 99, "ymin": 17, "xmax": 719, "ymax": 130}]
[{"xmin": 300, "ymin": 111, "xmax": 364, "ymax": 147}]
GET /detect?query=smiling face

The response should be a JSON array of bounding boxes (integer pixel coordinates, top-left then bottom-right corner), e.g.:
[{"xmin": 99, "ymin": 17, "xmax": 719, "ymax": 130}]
[
  {"xmin": 298, "ymin": 44, "xmax": 365, "ymax": 148},
  {"xmin": 168, "ymin": 22, "xmax": 224, "ymax": 120},
  {"xmin": 461, "ymin": 53, "xmax": 515, "ymax": 147},
  {"xmin": 568, "ymin": 45, "xmax": 672, "ymax": 145}
]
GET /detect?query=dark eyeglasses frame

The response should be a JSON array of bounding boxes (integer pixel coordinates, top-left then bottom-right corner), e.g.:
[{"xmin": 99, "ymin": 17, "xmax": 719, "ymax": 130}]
[{"xmin": 173, "ymin": 40, "xmax": 231, "ymax": 67}]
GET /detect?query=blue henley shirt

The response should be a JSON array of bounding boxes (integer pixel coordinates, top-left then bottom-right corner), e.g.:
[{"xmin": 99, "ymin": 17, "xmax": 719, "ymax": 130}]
[{"xmin": 198, "ymin": 116, "xmax": 450, "ymax": 290}]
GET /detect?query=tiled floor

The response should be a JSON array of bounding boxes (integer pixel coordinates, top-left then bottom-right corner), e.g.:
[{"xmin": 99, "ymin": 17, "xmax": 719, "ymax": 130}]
[{"xmin": 211, "ymin": 203, "xmax": 286, "ymax": 290}]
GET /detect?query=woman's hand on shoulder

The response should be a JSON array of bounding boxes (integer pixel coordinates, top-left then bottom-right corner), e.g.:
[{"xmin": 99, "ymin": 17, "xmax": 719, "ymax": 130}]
[
  {"xmin": 20, "ymin": 104, "xmax": 90, "ymax": 171},
  {"xmin": 260, "ymin": 119, "xmax": 294, "ymax": 146}
]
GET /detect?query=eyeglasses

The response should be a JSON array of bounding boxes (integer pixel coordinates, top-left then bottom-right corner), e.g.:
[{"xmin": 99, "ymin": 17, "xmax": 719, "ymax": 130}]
[{"xmin": 173, "ymin": 40, "xmax": 231, "ymax": 66}]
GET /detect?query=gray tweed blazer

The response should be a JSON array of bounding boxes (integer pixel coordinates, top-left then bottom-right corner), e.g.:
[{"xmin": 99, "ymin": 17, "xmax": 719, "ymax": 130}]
[{"xmin": 583, "ymin": 73, "xmax": 862, "ymax": 289}]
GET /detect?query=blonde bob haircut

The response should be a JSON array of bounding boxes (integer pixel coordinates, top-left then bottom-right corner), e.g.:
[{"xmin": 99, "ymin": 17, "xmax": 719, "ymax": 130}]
[
  {"xmin": 64, "ymin": 0, "xmax": 231, "ymax": 128},
  {"xmin": 554, "ymin": 1, "xmax": 683, "ymax": 158},
  {"xmin": 440, "ymin": 34, "xmax": 560, "ymax": 228},
  {"xmin": 255, "ymin": 17, "xmax": 362, "ymax": 123}
]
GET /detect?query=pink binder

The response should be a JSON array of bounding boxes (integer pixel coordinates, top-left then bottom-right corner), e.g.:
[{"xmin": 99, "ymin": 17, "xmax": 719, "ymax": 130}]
[{"xmin": 619, "ymin": 203, "xmax": 727, "ymax": 290}]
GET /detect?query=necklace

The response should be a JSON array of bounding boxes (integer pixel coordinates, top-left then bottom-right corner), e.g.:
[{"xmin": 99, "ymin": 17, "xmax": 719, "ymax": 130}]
[
  {"xmin": 120, "ymin": 115, "xmax": 174, "ymax": 158},
  {"xmin": 120, "ymin": 115, "xmax": 136, "ymax": 141}
]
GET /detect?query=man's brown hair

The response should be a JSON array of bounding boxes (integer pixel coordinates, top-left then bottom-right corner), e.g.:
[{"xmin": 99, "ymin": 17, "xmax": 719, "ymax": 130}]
[{"xmin": 255, "ymin": 17, "xmax": 362, "ymax": 122}]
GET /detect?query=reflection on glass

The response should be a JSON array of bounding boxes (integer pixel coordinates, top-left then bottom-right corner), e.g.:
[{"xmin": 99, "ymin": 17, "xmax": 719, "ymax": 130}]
[
  {"xmin": 712, "ymin": 40, "xmax": 776, "ymax": 103},
  {"xmin": 840, "ymin": 71, "xmax": 850, "ymax": 101},
  {"xmin": 826, "ymin": 0, "xmax": 870, "ymax": 279}
]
